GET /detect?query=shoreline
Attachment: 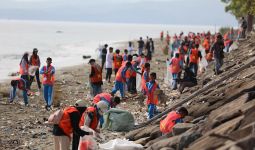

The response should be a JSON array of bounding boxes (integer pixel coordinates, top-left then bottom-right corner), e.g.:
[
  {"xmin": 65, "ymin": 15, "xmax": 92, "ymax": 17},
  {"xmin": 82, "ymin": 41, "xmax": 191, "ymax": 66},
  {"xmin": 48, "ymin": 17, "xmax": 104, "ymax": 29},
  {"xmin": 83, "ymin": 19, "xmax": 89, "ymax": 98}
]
[{"xmin": 0, "ymin": 37, "xmax": 169, "ymax": 149}]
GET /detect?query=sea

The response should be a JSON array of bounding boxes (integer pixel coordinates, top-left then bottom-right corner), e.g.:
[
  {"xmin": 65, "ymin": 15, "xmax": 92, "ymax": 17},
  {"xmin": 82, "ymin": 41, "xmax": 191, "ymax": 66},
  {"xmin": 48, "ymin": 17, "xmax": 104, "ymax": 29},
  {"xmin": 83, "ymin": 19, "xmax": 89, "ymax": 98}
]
[{"xmin": 0, "ymin": 19, "xmax": 217, "ymax": 82}]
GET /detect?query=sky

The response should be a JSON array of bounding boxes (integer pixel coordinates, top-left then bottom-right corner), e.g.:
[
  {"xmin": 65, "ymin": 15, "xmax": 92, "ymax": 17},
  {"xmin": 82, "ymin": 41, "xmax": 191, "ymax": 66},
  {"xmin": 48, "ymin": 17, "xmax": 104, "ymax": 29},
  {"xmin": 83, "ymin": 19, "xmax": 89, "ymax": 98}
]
[{"xmin": 0, "ymin": 0, "xmax": 238, "ymax": 26}]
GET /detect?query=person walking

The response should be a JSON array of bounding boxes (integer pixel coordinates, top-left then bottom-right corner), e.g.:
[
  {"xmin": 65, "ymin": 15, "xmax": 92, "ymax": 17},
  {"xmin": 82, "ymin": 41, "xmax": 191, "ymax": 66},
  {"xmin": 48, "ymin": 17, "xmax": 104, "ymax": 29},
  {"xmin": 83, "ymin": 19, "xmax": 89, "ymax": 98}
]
[
  {"xmin": 89, "ymin": 59, "xmax": 103, "ymax": 97},
  {"xmin": 29, "ymin": 48, "xmax": 41, "ymax": 89},
  {"xmin": 105, "ymin": 47, "xmax": 113, "ymax": 83},
  {"xmin": 111, "ymin": 62, "xmax": 132, "ymax": 99},
  {"xmin": 211, "ymin": 34, "xmax": 225, "ymax": 75},
  {"xmin": 188, "ymin": 43, "xmax": 202, "ymax": 77},
  {"xmin": 40, "ymin": 57, "xmax": 55, "ymax": 110},
  {"xmin": 169, "ymin": 53, "xmax": 183, "ymax": 90}
]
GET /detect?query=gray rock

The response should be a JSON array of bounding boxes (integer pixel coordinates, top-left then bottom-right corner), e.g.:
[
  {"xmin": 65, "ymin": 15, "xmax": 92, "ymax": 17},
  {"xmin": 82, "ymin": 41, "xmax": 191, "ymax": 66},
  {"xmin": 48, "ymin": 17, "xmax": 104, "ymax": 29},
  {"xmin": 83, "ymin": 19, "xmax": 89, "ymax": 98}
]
[
  {"xmin": 178, "ymin": 131, "xmax": 202, "ymax": 150},
  {"xmin": 172, "ymin": 123, "xmax": 195, "ymax": 136}
]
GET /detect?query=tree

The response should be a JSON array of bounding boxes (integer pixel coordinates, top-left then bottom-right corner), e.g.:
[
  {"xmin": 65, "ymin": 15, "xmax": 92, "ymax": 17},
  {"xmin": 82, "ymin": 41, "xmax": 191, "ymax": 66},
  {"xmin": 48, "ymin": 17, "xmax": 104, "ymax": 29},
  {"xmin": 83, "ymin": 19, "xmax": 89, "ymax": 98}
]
[{"xmin": 221, "ymin": 0, "xmax": 255, "ymax": 31}]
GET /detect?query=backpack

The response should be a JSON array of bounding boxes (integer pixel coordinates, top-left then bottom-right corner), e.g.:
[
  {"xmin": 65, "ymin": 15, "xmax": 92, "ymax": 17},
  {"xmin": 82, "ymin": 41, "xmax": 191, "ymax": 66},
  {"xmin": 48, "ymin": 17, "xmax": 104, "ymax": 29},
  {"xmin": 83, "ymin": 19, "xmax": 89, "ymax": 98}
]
[{"xmin": 46, "ymin": 109, "xmax": 64, "ymax": 125}]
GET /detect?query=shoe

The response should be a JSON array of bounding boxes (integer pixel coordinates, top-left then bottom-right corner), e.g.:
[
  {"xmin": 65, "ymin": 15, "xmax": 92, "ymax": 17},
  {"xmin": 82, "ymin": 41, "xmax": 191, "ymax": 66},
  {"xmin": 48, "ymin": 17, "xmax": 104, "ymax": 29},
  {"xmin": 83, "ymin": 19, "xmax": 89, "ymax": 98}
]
[
  {"xmin": 25, "ymin": 103, "xmax": 29, "ymax": 107},
  {"xmin": 9, "ymin": 99, "xmax": 14, "ymax": 103}
]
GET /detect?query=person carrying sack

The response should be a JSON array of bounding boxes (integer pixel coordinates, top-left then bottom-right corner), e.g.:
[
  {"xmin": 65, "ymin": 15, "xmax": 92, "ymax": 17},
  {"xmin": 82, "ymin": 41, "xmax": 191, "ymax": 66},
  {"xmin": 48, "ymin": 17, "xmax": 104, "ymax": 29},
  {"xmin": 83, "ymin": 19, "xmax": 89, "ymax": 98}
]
[{"xmin": 52, "ymin": 100, "xmax": 92, "ymax": 150}]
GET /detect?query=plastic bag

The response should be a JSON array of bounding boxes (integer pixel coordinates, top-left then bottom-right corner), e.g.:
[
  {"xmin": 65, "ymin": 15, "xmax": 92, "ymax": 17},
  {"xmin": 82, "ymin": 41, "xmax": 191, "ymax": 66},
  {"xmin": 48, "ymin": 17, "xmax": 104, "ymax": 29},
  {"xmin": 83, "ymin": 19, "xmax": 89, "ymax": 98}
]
[
  {"xmin": 103, "ymin": 108, "xmax": 134, "ymax": 132},
  {"xmin": 229, "ymin": 42, "xmax": 238, "ymax": 52},
  {"xmin": 78, "ymin": 126, "xmax": 98, "ymax": 150},
  {"xmin": 136, "ymin": 73, "xmax": 142, "ymax": 92},
  {"xmin": 99, "ymin": 139, "xmax": 144, "ymax": 150},
  {"xmin": 29, "ymin": 66, "xmax": 39, "ymax": 76},
  {"xmin": 164, "ymin": 60, "xmax": 172, "ymax": 87}
]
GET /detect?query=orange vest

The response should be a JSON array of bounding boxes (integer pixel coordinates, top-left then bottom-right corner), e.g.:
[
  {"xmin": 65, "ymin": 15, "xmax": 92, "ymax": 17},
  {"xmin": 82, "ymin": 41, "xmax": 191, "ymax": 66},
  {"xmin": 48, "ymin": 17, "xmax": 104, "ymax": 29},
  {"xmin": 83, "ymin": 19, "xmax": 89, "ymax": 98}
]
[
  {"xmin": 141, "ymin": 70, "xmax": 149, "ymax": 91},
  {"xmin": 115, "ymin": 66, "xmax": 126, "ymax": 82},
  {"xmin": 19, "ymin": 62, "xmax": 29, "ymax": 75},
  {"xmin": 93, "ymin": 93, "xmax": 112, "ymax": 104},
  {"xmin": 90, "ymin": 65, "xmax": 102, "ymax": 83},
  {"xmin": 42, "ymin": 66, "xmax": 55, "ymax": 85},
  {"xmin": 113, "ymin": 54, "xmax": 122, "ymax": 69},
  {"xmin": 170, "ymin": 58, "xmax": 181, "ymax": 74},
  {"xmin": 59, "ymin": 107, "xmax": 79, "ymax": 138},
  {"xmin": 31, "ymin": 55, "xmax": 40, "ymax": 66},
  {"xmin": 79, "ymin": 107, "xmax": 99, "ymax": 130},
  {"xmin": 224, "ymin": 32, "xmax": 231, "ymax": 46},
  {"xmin": 189, "ymin": 49, "xmax": 199, "ymax": 64},
  {"xmin": 145, "ymin": 82, "xmax": 159, "ymax": 105},
  {"xmin": 202, "ymin": 39, "xmax": 210, "ymax": 51},
  {"xmin": 160, "ymin": 111, "xmax": 181, "ymax": 134}
]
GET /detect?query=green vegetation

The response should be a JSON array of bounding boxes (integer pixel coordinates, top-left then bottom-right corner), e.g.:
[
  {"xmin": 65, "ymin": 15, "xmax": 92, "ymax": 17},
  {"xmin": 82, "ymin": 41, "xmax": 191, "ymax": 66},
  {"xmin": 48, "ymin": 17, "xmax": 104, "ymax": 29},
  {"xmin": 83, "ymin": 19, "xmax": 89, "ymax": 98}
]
[
  {"xmin": 221, "ymin": 0, "xmax": 255, "ymax": 31},
  {"xmin": 219, "ymin": 27, "xmax": 232, "ymax": 34}
]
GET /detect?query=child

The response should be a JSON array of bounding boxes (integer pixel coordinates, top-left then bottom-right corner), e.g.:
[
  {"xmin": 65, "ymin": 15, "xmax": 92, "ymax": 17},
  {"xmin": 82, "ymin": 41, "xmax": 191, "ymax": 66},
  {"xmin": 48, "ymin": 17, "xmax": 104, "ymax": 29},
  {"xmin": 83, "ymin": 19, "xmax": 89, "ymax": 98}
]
[
  {"xmin": 141, "ymin": 63, "xmax": 150, "ymax": 92},
  {"xmin": 169, "ymin": 53, "xmax": 183, "ymax": 90},
  {"xmin": 160, "ymin": 107, "xmax": 188, "ymax": 134},
  {"xmin": 88, "ymin": 59, "xmax": 103, "ymax": 97},
  {"xmin": 122, "ymin": 49, "xmax": 128, "ymax": 62},
  {"xmin": 111, "ymin": 62, "xmax": 132, "ymax": 99},
  {"xmin": 9, "ymin": 78, "xmax": 29, "ymax": 106},
  {"xmin": 113, "ymin": 49, "xmax": 123, "ymax": 75},
  {"xmin": 40, "ymin": 57, "xmax": 55, "ymax": 110},
  {"xmin": 144, "ymin": 72, "xmax": 160, "ymax": 119}
]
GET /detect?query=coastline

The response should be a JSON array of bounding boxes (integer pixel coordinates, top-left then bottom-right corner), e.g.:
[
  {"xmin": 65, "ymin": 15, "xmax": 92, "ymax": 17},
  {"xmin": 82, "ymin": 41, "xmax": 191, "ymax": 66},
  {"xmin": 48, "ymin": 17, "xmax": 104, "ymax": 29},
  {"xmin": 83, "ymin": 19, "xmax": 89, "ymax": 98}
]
[{"xmin": 0, "ymin": 38, "xmax": 170, "ymax": 149}]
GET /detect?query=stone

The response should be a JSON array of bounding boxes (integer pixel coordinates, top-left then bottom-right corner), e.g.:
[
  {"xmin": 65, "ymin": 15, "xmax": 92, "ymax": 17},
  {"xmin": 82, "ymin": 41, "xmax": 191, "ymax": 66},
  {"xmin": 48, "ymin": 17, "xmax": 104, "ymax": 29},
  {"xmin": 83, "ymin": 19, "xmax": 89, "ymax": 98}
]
[
  {"xmin": 178, "ymin": 131, "xmax": 202, "ymax": 150},
  {"xmin": 145, "ymin": 135, "xmax": 180, "ymax": 150},
  {"xmin": 133, "ymin": 125, "xmax": 159, "ymax": 141},
  {"xmin": 145, "ymin": 132, "xmax": 173, "ymax": 148},
  {"xmin": 134, "ymin": 137, "xmax": 151, "ymax": 146},
  {"xmin": 172, "ymin": 123, "xmax": 195, "ymax": 136}
]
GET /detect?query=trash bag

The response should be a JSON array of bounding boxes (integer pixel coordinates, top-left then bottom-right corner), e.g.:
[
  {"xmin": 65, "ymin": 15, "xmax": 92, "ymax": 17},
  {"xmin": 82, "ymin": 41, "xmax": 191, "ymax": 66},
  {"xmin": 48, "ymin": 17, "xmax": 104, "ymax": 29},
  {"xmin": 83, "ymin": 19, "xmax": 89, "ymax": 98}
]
[
  {"xmin": 199, "ymin": 49, "xmax": 208, "ymax": 74},
  {"xmin": 29, "ymin": 66, "xmax": 39, "ymax": 76},
  {"xmin": 136, "ymin": 74, "xmax": 142, "ymax": 92},
  {"xmin": 229, "ymin": 42, "xmax": 238, "ymax": 52},
  {"xmin": 99, "ymin": 139, "xmax": 144, "ymax": 150},
  {"xmin": 103, "ymin": 108, "xmax": 134, "ymax": 132},
  {"xmin": 164, "ymin": 60, "xmax": 172, "ymax": 87},
  {"xmin": 79, "ymin": 126, "xmax": 98, "ymax": 150}
]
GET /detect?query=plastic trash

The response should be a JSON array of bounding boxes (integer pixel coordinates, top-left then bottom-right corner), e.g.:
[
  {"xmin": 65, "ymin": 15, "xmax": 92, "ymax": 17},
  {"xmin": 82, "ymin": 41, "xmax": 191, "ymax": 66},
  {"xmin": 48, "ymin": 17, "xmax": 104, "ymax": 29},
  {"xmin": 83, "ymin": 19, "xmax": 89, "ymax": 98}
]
[
  {"xmin": 229, "ymin": 42, "xmax": 238, "ymax": 52},
  {"xmin": 136, "ymin": 73, "xmax": 142, "ymax": 92},
  {"xmin": 99, "ymin": 139, "xmax": 144, "ymax": 150},
  {"xmin": 78, "ymin": 126, "xmax": 98, "ymax": 150},
  {"xmin": 29, "ymin": 66, "xmax": 39, "ymax": 76},
  {"xmin": 164, "ymin": 60, "xmax": 172, "ymax": 88},
  {"xmin": 103, "ymin": 108, "xmax": 134, "ymax": 132}
]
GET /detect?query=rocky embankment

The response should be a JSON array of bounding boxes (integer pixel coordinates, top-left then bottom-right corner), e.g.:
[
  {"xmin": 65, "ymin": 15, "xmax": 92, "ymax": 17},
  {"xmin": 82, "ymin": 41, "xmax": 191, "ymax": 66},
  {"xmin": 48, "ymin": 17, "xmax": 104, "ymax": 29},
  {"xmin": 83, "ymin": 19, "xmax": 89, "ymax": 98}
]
[
  {"xmin": 125, "ymin": 34, "xmax": 255, "ymax": 150},
  {"xmin": 1, "ymin": 34, "xmax": 255, "ymax": 150}
]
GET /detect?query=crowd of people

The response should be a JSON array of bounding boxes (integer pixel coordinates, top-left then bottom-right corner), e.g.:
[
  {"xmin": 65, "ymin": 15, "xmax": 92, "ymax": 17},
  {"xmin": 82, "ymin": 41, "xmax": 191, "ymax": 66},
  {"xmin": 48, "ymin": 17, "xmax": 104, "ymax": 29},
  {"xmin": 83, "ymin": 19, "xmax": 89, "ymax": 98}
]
[{"xmin": 8, "ymin": 20, "xmax": 247, "ymax": 149}]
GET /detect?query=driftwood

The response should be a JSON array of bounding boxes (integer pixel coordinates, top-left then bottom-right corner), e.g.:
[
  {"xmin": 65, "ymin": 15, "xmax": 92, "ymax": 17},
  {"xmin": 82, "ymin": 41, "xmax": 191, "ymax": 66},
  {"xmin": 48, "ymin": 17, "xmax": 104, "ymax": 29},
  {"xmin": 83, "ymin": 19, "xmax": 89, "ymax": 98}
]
[{"xmin": 133, "ymin": 58, "xmax": 255, "ymax": 130}]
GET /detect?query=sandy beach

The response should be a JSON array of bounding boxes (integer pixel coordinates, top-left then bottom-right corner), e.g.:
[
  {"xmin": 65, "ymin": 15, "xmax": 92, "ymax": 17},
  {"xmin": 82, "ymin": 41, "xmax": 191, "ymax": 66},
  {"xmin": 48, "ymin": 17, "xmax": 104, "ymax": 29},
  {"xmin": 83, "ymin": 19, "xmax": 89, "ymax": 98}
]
[{"xmin": 0, "ymin": 38, "xmax": 172, "ymax": 149}]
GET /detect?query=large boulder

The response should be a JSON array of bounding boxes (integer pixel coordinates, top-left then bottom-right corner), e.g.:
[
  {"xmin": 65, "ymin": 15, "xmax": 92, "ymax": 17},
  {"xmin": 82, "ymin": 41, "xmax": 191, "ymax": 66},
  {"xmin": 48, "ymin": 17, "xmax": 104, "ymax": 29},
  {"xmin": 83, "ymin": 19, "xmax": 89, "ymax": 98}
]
[
  {"xmin": 145, "ymin": 135, "xmax": 180, "ymax": 150},
  {"xmin": 172, "ymin": 123, "xmax": 195, "ymax": 136}
]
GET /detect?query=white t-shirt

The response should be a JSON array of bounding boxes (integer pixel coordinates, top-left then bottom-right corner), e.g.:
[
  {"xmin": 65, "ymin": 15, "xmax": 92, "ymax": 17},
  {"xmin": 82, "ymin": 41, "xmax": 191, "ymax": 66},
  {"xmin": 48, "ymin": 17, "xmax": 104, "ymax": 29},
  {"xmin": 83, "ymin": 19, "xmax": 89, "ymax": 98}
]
[{"xmin": 105, "ymin": 52, "xmax": 113, "ymax": 68}]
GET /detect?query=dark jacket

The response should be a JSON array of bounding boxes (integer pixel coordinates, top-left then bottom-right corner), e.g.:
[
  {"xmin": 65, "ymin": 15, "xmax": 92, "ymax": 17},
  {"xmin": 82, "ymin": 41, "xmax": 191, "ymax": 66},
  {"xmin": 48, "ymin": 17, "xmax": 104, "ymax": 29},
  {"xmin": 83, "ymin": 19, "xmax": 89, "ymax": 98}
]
[{"xmin": 211, "ymin": 39, "xmax": 225, "ymax": 59}]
